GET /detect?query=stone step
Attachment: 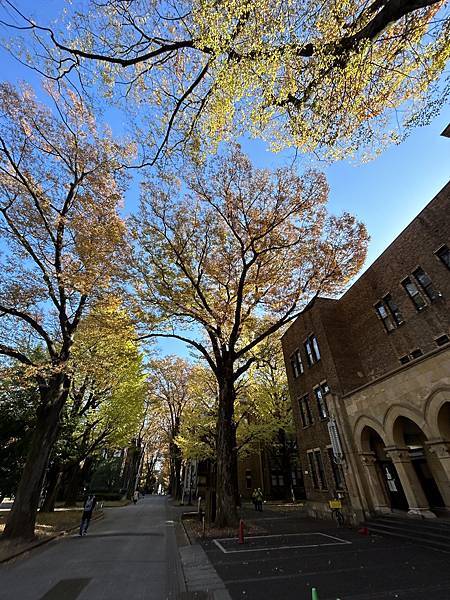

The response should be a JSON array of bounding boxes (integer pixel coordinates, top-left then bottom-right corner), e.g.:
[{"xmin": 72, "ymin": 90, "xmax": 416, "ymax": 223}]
[
  {"xmin": 373, "ymin": 515, "xmax": 450, "ymax": 533},
  {"xmin": 364, "ymin": 519, "xmax": 450, "ymax": 553}
]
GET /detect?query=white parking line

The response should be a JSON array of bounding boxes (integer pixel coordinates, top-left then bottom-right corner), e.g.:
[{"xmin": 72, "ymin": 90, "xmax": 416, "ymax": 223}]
[{"xmin": 213, "ymin": 532, "xmax": 352, "ymax": 554}]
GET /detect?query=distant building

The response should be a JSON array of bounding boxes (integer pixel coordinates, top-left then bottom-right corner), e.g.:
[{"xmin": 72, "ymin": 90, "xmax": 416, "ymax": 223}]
[{"xmin": 281, "ymin": 180, "xmax": 450, "ymax": 522}]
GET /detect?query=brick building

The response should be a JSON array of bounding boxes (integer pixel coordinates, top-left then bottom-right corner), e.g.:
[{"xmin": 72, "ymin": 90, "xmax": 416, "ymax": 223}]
[{"xmin": 281, "ymin": 179, "xmax": 450, "ymax": 522}]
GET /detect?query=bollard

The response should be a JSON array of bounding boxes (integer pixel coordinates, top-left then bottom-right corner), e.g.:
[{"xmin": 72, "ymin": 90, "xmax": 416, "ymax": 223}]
[
  {"xmin": 311, "ymin": 588, "xmax": 319, "ymax": 600},
  {"xmin": 238, "ymin": 519, "xmax": 245, "ymax": 544}
]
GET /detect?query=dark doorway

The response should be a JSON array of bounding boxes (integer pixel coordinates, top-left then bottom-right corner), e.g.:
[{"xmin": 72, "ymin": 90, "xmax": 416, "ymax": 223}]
[{"xmin": 410, "ymin": 448, "xmax": 445, "ymax": 508}]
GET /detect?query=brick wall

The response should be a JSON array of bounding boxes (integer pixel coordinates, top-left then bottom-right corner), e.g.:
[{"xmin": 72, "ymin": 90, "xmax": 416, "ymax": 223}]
[{"xmin": 281, "ymin": 180, "xmax": 450, "ymax": 504}]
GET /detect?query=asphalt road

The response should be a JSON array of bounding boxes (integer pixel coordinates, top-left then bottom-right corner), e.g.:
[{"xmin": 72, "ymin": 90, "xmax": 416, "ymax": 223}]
[
  {"xmin": 202, "ymin": 508, "xmax": 450, "ymax": 600},
  {"xmin": 0, "ymin": 495, "xmax": 184, "ymax": 600}
]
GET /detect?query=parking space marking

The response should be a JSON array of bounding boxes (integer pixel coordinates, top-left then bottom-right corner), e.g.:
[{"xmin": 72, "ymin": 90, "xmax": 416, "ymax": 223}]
[{"xmin": 212, "ymin": 532, "xmax": 352, "ymax": 554}]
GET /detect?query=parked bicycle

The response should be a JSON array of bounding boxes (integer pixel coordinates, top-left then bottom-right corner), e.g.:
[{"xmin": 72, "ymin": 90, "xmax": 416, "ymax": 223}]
[{"xmin": 329, "ymin": 498, "xmax": 345, "ymax": 527}]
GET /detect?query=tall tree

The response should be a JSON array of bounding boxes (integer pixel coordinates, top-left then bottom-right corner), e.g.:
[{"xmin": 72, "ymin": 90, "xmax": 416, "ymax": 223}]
[
  {"xmin": 0, "ymin": 82, "xmax": 130, "ymax": 539},
  {"xmin": 42, "ymin": 296, "xmax": 147, "ymax": 509},
  {"xmin": 133, "ymin": 145, "xmax": 368, "ymax": 525},
  {"xmin": 147, "ymin": 356, "xmax": 193, "ymax": 499},
  {"xmin": 1, "ymin": 0, "xmax": 448, "ymax": 161}
]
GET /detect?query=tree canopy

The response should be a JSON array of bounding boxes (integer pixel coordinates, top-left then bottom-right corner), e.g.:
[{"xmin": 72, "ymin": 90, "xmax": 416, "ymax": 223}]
[
  {"xmin": 133, "ymin": 144, "xmax": 368, "ymax": 524},
  {"xmin": 2, "ymin": 0, "xmax": 448, "ymax": 160}
]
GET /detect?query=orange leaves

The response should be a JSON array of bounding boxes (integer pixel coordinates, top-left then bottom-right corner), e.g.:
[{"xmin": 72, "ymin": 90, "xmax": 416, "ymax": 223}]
[{"xmin": 135, "ymin": 145, "xmax": 368, "ymax": 359}]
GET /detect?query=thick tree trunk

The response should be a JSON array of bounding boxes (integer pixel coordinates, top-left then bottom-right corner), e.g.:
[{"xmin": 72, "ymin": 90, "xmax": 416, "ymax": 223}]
[
  {"xmin": 3, "ymin": 376, "xmax": 69, "ymax": 540},
  {"xmin": 215, "ymin": 370, "xmax": 238, "ymax": 527}
]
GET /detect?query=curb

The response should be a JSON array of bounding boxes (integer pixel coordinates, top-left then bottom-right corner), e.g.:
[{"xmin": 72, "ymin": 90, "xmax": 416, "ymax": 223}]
[
  {"xmin": 178, "ymin": 517, "xmax": 232, "ymax": 600},
  {"xmin": 1, "ymin": 511, "xmax": 105, "ymax": 564}
]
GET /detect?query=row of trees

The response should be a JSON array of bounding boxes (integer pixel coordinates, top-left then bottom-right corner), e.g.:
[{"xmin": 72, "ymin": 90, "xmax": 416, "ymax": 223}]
[
  {"xmin": 0, "ymin": 83, "xmax": 367, "ymax": 535},
  {"xmin": 143, "ymin": 339, "xmax": 295, "ymax": 508},
  {"xmin": 0, "ymin": 0, "xmax": 448, "ymax": 538}
]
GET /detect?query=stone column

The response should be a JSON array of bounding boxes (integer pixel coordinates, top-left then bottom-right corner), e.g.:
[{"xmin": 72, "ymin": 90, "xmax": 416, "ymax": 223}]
[
  {"xmin": 359, "ymin": 452, "xmax": 391, "ymax": 514},
  {"xmin": 424, "ymin": 439, "xmax": 450, "ymax": 509},
  {"xmin": 385, "ymin": 446, "xmax": 436, "ymax": 519}
]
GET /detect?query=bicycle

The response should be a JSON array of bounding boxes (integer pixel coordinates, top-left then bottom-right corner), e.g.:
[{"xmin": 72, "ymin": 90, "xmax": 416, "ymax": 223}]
[{"xmin": 329, "ymin": 499, "xmax": 345, "ymax": 527}]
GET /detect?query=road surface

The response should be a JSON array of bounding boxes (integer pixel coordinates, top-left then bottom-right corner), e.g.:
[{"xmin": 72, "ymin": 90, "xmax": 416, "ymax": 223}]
[{"xmin": 0, "ymin": 495, "xmax": 184, "ymax": 600}]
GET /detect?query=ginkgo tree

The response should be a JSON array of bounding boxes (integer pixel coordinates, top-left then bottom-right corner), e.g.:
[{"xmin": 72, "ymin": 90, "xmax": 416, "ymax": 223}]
[
  {"xmin": 0, "ymin": 82, "xmax": 131, "ymax": 540},
  {"xmin": 42, "ymin": 296, "xmax": 147, "ymax": 510},
  {"xmin": 133, "ymin": 144, "xmax": 369, "ymax": 526},
  {"xmin": 1, "ymin": 0, "xmax": 448, "ymax": 161}
]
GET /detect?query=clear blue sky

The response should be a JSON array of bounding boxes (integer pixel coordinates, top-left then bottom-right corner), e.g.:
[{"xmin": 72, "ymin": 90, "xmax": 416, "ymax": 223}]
[{"xmin": 1, "ymin": 1, "xmax": 449, "ymax": 359}]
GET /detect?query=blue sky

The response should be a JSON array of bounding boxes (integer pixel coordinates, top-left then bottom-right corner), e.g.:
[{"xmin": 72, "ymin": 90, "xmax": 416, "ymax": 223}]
[{"xmin": 1, "ymin": 1, "xmax": 449, "ymax": 359}]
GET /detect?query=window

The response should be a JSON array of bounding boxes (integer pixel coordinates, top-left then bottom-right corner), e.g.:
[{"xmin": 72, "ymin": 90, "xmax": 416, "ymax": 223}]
[
  {"xmin": 290, "ymin": 349, "xmax": 304, "ymax": 378},
  {"xmin": 402, "ymin": 277, "xmax": 427, "ymax": 310},
  {"xmin": 413, "ymin": 267, "xmax": 440, "ymax": 301},
  {"xmin": 435, "ymin": 334, "xmax": 450, "ymax": 347},
  {"xmin": 307, "ymin": 452, "xmax": 319, "ymax": 489},
  {"xmin": 304, "ymin": 334, "xmax": 321, "ymax": 365},
  {"xmin": 314, "ymin": 383, "xmax": 329, "ymax": 420},
  {"xmin": 399, "ymin": 355, "xmax": 410, "ymax": 365},
  {"xmin": 271, "ymin": 471, "xmax": 285, "ymax": 487},
  {"xmin": 410, "ymin": 348, "xmax": 423, "ymax": 359},
  {"xmin": 435, "ymin": 245, "xmax": 450, "ymax": 270},
  {"xmin": 314, "ymin": 449, "xmax": 327, "ymax": 489},
  {"xmin": 298, "ymin": 394, "xmax": 313, "ymax": 427},
  {"xmin": 375, "ymin": 302, "xmax": 396, "ymax": 332},
  {"xmin": 245, "ymin": 470, "xmax": 252, "ymax": 490},
  {"xmin": 327, "ymin": 448, "xmax": 345, "ymax": 490},
  {"xmin": 383, "ymin": 294, "xmax": 404, "ymax": 325}
]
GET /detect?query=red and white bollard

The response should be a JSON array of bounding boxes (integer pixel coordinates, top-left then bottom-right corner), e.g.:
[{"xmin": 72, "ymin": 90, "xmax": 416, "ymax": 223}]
[{"xmin": 238, "ymin": 519, "xmax": 245, "ymax": 544}]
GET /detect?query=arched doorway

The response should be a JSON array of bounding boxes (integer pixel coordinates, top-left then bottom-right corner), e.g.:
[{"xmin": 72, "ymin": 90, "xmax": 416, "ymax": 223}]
[
  {"xmin": 392, "ymin": 416, "xmax": 445, "ymax": 509},
  {"xmin": 437, "ymin": 402, "xmax": 450, "ymax": 440},
  {"xmin": 360, "ymin": 426, "xmax": 408, "ymax": 511}
]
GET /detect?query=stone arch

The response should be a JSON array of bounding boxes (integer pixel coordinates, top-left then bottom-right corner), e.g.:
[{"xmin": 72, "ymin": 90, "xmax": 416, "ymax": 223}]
[
  {"xmin": 424, "ymin": 386, "xmax": 450, "ymax": 439},
  {"xmin": 383, "ymin": 404, "xmax": 432, "ymax": 446},
  {"xmin": 353, "ymin": 415, "xmax": 387, "ymax": 452}
]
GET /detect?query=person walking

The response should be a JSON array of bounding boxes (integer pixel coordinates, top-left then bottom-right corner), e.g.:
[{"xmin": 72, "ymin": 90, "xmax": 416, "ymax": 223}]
[
  {"xmin": 133, "ymin": 490, "xmax": 139, "ymax": 505},
  {"xmin": 79, "ymin": 494, "xmax": 97, "ymax": 536},
  {"xmin": 251, "ymin": 489, "xmax": 258, "ymax": 511},
  {"xmin": 255, "ymin": 488, "xmax": 264, "ymax": 512}
]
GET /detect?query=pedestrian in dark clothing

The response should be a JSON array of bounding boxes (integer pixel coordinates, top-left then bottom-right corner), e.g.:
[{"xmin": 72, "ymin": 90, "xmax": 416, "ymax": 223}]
[
  {"xmin": 79, "ymin": 494, "xmax": 97, "ymax": 536},
  {"xmin": 251, "ymin": 489, "xmax": 258, "ymax": 511},
  {"xmin": 255, "ymin": 488, "xmax": 263, "ymax": 511}
]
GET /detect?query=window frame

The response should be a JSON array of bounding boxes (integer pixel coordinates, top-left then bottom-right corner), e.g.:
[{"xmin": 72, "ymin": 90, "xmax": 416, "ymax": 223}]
[
  {"xmin": 304, "ymin": 334, "xmax": 321, "ymax": 365},
  {"xmin": 402, "ymin": 276, "xmax": 427, "ymax": 311},
  {"xmin": 327, "ymin": 446, "xmax": 345, "ymax": 491},
  {"xmin": 374, "ymin": 300, "xmax": 396, "ymax": 332},
  {"xmin": 412, "ymin": 266, "xmax": 440, "ymax": 301},
  {"xmin": 435, "ymin": 244, "xmax": 450, "ymax": 270},
  {"xmin": 307, "ymin": 450, "xmax": 319, "ymax": 489},
  {"xmin": 314, "ymin": 383, "xmax": 329, "ymax": 420},
  {"xmin": 313, "ymin": 448, "xmax": 327, "ymax": 490},
  {"xmin": 298, "ymin": 394, "xmax": 313, "ymax": 427},
  {"xmin": 383, "ymin": 293, "xmax": 404, "ymax": 326}
]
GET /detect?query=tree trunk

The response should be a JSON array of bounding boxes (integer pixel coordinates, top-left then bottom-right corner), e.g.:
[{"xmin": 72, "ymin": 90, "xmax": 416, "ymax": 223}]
[
  {"xmin": 41, "ymin": 461, "xmax": 62, "ymax": 513},
  {"xmin": 3, "ymin": 375, "xmax": 69, "ymax": 540},
  {"xmin": 215, "ymin": 370, "xmax": 238, "ymax": 527}
]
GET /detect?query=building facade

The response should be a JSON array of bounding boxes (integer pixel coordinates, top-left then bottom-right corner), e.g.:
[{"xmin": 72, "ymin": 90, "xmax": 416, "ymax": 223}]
[{"xmin": 281, "ymin": 180, "xmax": 450, "ymax": 522}]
